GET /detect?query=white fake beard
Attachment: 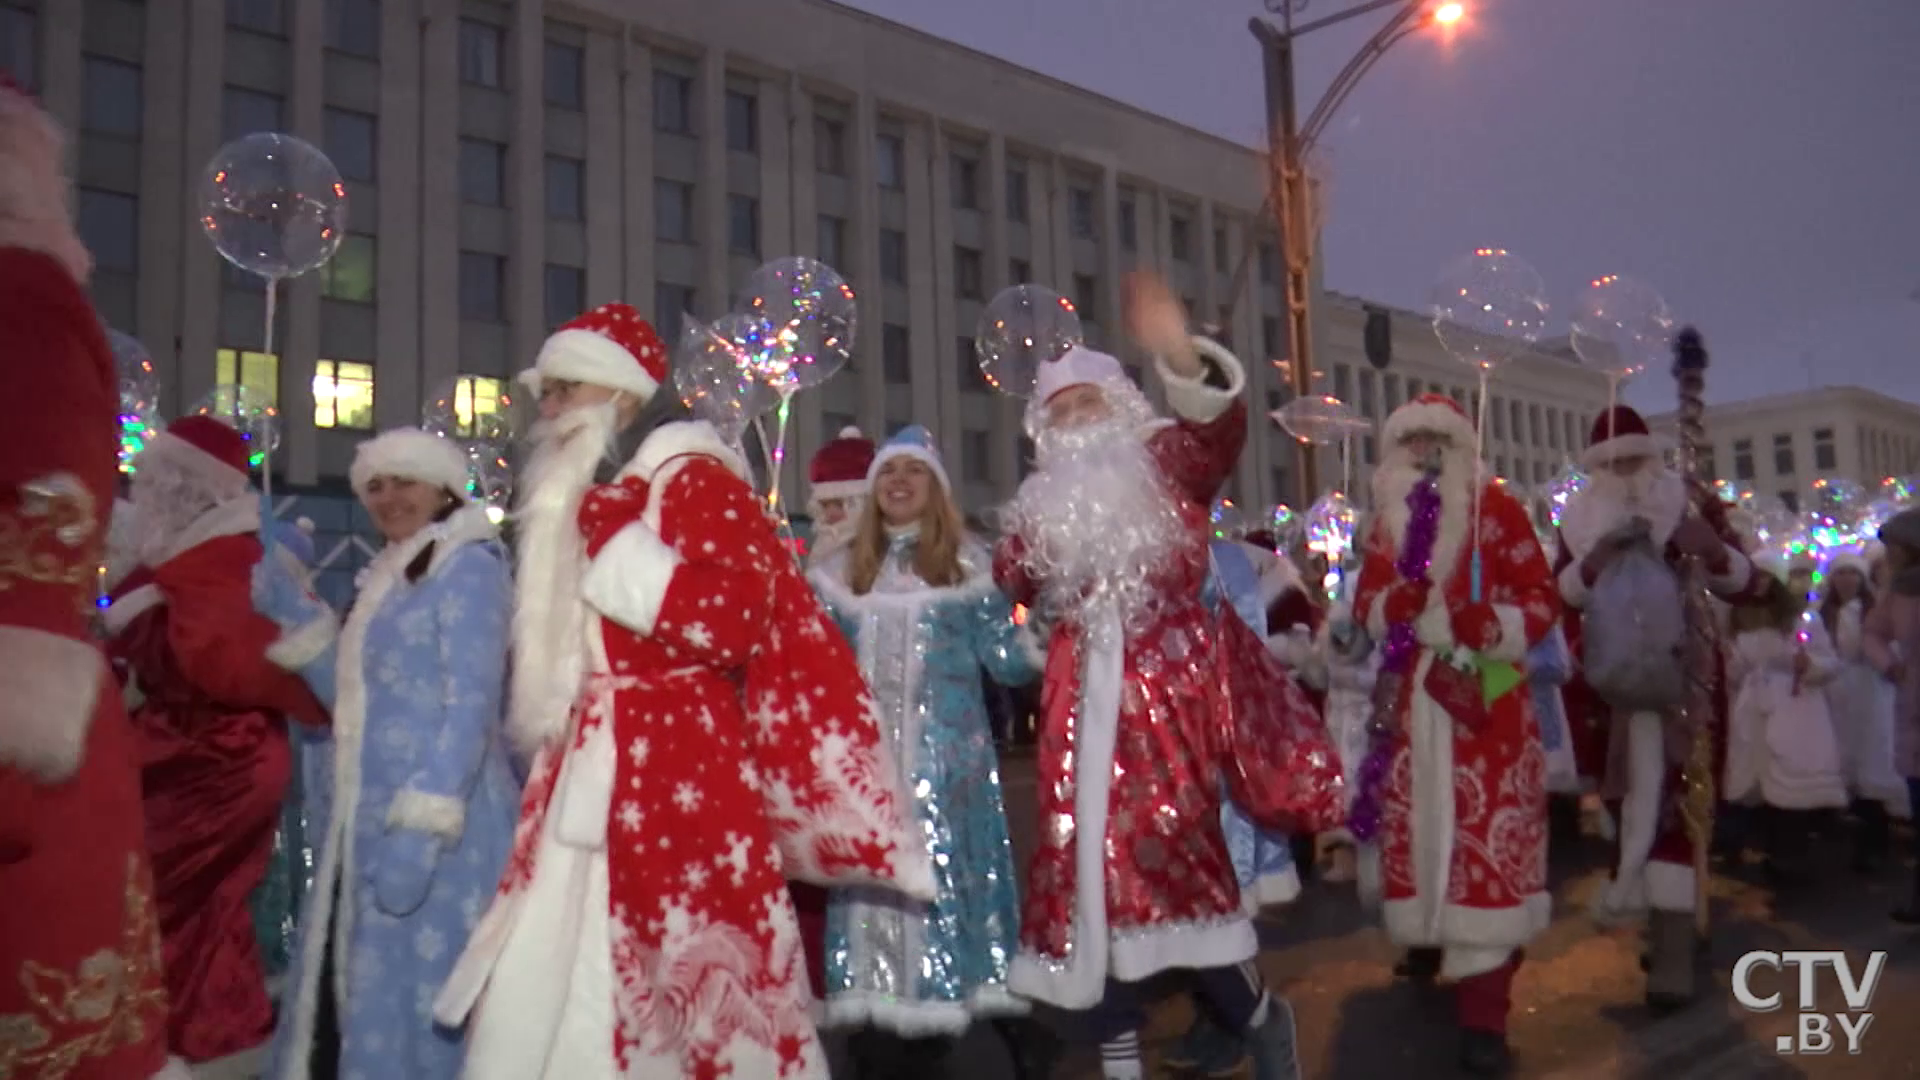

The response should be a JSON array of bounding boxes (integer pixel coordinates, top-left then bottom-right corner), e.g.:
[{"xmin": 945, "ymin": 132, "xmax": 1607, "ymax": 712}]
[
  {"xmin": 1370, "ymin": 444, "xmax": 1474, "ymax": 584},
  {"xmin": 807, "ymin": 501, "xmax": 863, "ymax": 565},
  {"xmin": 507, "ymin": 401, "xmax": 619, "ymax": 752},
  {"xmin": 1003, "ymin": 411, "xmax": 1191, "ymax": 638},
  {"xmin": 127, "ymin": 467, "xmax": 228, "ymax": 567},
  {"xmin": 1587, "ymin": 465, "xmax": 1664, "ymax": 515}
]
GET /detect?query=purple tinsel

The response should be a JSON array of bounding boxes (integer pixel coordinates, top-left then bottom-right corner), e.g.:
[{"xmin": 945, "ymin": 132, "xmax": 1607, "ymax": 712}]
[{"xmin": 1349, "ymin": 467, "xmax": 1443, "ymax": 844}]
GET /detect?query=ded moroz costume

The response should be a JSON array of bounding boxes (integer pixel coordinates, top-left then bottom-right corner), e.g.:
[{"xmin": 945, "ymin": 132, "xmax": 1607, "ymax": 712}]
[
  {"xmin": 0, "ymin": 73, "xmax": 186, "ymax": 1080},
  {"xmin": 434, "ymin": 305, "xmax": 931, "ymax": 1080},
  {"xmin": 804, "ymin": 426, "xmax": 875, "ymax": 570}
]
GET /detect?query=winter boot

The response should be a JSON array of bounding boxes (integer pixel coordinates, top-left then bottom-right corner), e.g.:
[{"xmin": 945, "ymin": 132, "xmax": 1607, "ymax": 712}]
[
  {"xmin": 1393, "ymin": 947, "xmax": 1442, "ymax": 985},
  {"xmin": 1644, "ymin": 909, "xmax": 1697, "ymax": 1014},
  {"xmin": 991, "ymin": 1017, "xmax": 1063, "ymax": 1080},
  {"xmin": 1764, "ymin": 807, "xmax": 1813, "ymax": 883},
  {"xmin": 1459, "ymin": 1028, "xmax": 1513, "ymax": 1077},
  {"xmin": 1245, "ymin": 997, "xmax": 1301, "ymax": 1080},
  {"xmin": 1159, "ymin": 1010, "xmax": 1248, "ymax": 1077}
]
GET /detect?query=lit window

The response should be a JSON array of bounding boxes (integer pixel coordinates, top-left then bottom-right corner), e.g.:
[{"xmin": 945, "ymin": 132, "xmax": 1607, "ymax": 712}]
[
  {"xmin": 313, "ymin": 360, "xmax": 374, "ymax": 429},
  {"xmin": 452, "ymin": 375, "xmax": 508, "ymax": 438},
  {"xmin": 215, "ymin": 348, "xmax": 280, "ymax": 408}
]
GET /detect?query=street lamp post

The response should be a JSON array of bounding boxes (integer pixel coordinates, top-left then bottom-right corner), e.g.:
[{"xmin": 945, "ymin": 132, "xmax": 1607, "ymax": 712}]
[{"xmin": 1244, "ymin": 0, "xmax": 1461, "ymax": 502}]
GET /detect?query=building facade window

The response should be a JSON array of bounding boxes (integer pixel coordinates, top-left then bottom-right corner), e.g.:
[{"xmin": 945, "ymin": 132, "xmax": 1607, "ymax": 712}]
[
  {"xmin": 223, "ymin": 87, "xmax": 285, "ymax": 140},
  {"xmin": 2, "ymin": 8, "xmax": 37, "ymax": 91},
  {"xmin": 545, "ymin": 41, "xmax": 584, "ymax": 109},
  {"xmin": 82, "ymin": 57, "xmax": 143, "ymax": 136},
  {"xmin": 653, "ymin": 283, "xmax": 695, "ymax": 341},
  {"xmin": 814, "ymin": 118, "xmax": 846, "ymax": 175},
  {"xmin": 654, "ymin": 179, "xmax": 694, "ymax": 242},
  {"xmin": 324, "ymin": 0, "xmax": 380, "ymax": 57},
  {"xmin": 313, "ymin": 360, "xmax": 374, "ymax": 429},
  {"xmin": 1005, "ymin": 166, "xmax": 1028, "ymax": 223},
  {"xmin": 879, "ymin": 229, "xmax": 907, "ymax": 283},
  {"xmin": 545, "ymin": 155, "xmax": 584, "ymax": 220},
  {"xmin": 215, "ymin": 348, "xmax": 281, "ymax": 408},
  {"xmin": 953, "ymin": 246, "xmax": 983, "ymax": 300},
  {"xmin": 1072, "ymin": 274, "xmax": 1097, "ymax": 324},
  {"xmin": 1068, "ymin": 187, "xmax": 1095, "ymax": 239},
  {"xmin": 458, "ymin": 252, "xmax": 505, "ymax": 322},
  {"xmin": 227, "ymin": 0, "xmax": 286, "ymax": 37},
  {"xmin": 1258, "ymin": 243, "xmax": 1277, "ymax": 283},
  {"xmin": 725, "ymin": 90, "xmax": 758, "ymax": 153},
  {"xmin": 881, "ymin": 325, "xmax": 911, "ymax": 385},
  {"xmin": 458, "ymin": 20, "xmax": 504, "ymax": 88},
  {"xmin": 727, "ymin": 195, "xmax": 759, "ymax": 255},
  {"xmin": 459, "ymin": 139, "xmax": 506, "ymax": 205},
  {"xmin": 1732, "ymin": 437, "xmax": 1754, "ymax": 480},
  {"xmin": 452, "ymin": 375, "xmax": 508, "ymax": 438},
  {"xmin": 950, "ymin": 156, "xmax": 980, "ymax": 210},
  {"xmin": 1814, "ymin": 427, "xmax": 1837, "ymax": 471},
  {"xmin": 875, "ymin": 134, "xmax": 905, "ymax": 189},
  {"xmin": 545, "ymin": 264, "xmax": 585, "ymax": 329},
  {"xmin": 1773, "ymin": 432, "xmax": 1795, "ymax": 476},
  {"xmin": 1213, "ymin": 226, "xmax": 1228, "ymax": 272},
  {"xmin": 653, "ymin": 70, "xmax": 693, "ymax": 134},
  {"xmin": 320, "ymin": 234, "xmax": 375, "ymax": 303},
  {"xmin": 77, "ymin": 190, "xmax": 138, "ymax": 272},
  {"xmin": 959, "ymin": 337, "xmax": 989, "ymax": 392},
  {"xmin": 1169, "ymin": 216, "xmax": 1192, "ymax": 261},
  {"xmin": 1779, "ymin": 490, "xmax": 1800, "ymax": 513},
  {"xmin": 324, "ymin": 108, "xmax": 376, "ymax": 182},
  {"xmin": 816, "ymin": 215, "xmax": 845, "ymax": 269},
  {"xmin": 1010, "ymin": 258, "xmax": 1031, "ymax": 284},
  {"xmin": 1118, "ymin": 198, "xmax": 1137, "ymax": 251}
]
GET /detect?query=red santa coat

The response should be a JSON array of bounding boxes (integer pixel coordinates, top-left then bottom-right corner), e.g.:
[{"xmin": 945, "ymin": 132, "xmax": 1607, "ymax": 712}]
[
  {"xmin": 1554, "ymin": 478, "xmax": 1762, "ymax": 917},
  {"xmin": 103, "ymin": 496, "xmax": 329, "ymax": 1061},
  {"xmin": 0, "ymin": 247, "xmax": 178, "ymax": 1080},
  {"xmin": 437, "ymin": 421, "xmax": 929, "ymax": 1080},
  {"xmin": 992, "ymin": 343, "xmax": 1332, "ymax": 1009},
  {"xmin": 1350, "ymin": 475, "xmax": 1559, "ymax": 980}
]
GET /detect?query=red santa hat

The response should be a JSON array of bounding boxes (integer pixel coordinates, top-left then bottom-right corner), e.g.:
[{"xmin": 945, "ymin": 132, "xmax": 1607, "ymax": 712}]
[
  {"xmin": 808, "ymin": 425, "xmax": 875, "ymax": 504},
  {"xmin": 1381, "ymin": 393, "xmax": 1477, "ymax": 450},
  {"xmin": 140, "ymin": 415, "xmax": 253, "ymax": 498},
  {"xmin": 1580, "ymin": 405, "xmax": 1669, "ymax": 469},
  {"xmin": 349, "ymin": 427, "xmax": 472, "ymax": 500},
  {"xmin": 1033, "ymin": 344, "xmax": 1128, "ymax": 405},
  {"xmin": 518, "ymin": 302, "xmax": 667, "ymax": 403}
]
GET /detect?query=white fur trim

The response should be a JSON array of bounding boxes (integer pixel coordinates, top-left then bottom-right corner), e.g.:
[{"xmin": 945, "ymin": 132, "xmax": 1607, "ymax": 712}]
[
  {"xmin": 1266, "ymin": 628, "xmax": 1313, "ymax": 670},
  {"xmin": 1034, "ymin": 344, "xmax": 1127, "ymax": 404},
  {"xmin": 1557, "ymin": 557, "xmax": 1592, "ymax": 609},
  {"xmin": 264, "ymin": 611, "xmax": 338, "ymax": 671},
  {"xmin": 1381, "ymin": 893, "xmax": 1553, "ymax": 980},
  {"xmin": 1158, "ymin": 337, "xmax": 1245, "ymax": 424},
  {"xmin": 1579, "ymin": 432, "xmax": 1668, "ymax": 470},
  {"xmin": 617, "ymin": 420, "xmax": 750, "ymax": 484},
  {"xmin": 1707, "ymin": 547, "xmax": 1752, "ymax": 594},
  {"xmin": 1243, "ymin": 865, "xmax": 1302, "ymax": 912},
  {"xmin": 103, "ymin": 582, "xmax": 164, "ymax": 636},
  {"xmin": 141, "ymin": 429, "xmax": 250, "ymax": 497},
  {"xmin": 1382, "ymin": 399, "xmax": 1476, "ymax": 450},
  {"xmin": 1591, "ymin": 710, "xmax": 1666, "ymax": 925},
  {"xmin": 151, "ymin": 1056, "xmax": 196, "ymax": 1080},
  {"xmin": 0, "ymin": 627, "xmax": 104, "ymax": 782},
  {"xmin": 1644, "ymin": 859, "xmax": 1695, "ymax": 914},
  {"xmin": 579, "ymin": 522, "xmax": 682, "ymax": 636},
  {"xmin": 350, "ymin": 428, "xmax": 472, "ymax": 499},
  {"xmin": 148, "ymin": 496, "xmax": 261, "ymax": 569},
  {"xmin": 1413, "ymin": 602, "xmax": 1453, "ymax": 651},
  {"xmin": 823, "ymin": 985, "xmax": 1030, "ymax": 1037},
  {"xmin": 1484, "ymin": 603, "xmax": 1530, "ymax": 664},
  {"xmin": 808, "ymin": 478, "xmax": 867, "ymax": 503},
  {"xmin": 386, "ymin": 789, "xmax": 468, "ymax": 842},
  {"xmin": 1829, "ymin": 551, "xmax": 1872, "ymax": 578},
  {"xmin": 526, "ymin": 327, "xmax": 661, "ymax": 402},
  {"xmin": 867, "ymin": 443, "xmax": 951, "ymax": 493},
  {"xmin": 1365, "ymin": 589, "xmax": 1388, "ymax": 642}
]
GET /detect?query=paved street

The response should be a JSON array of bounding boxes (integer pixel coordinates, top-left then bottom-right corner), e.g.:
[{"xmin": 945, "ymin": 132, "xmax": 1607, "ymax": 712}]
[{"xmin": 871, "ymin": 750, "xmax": 1920, "ymax": 1080}]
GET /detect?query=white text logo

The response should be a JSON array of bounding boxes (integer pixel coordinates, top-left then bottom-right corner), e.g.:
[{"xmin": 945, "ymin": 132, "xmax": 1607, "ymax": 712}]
[{"xmin": 1730, "ymin": 950, "xmax": 1885, "ymax": 1055}]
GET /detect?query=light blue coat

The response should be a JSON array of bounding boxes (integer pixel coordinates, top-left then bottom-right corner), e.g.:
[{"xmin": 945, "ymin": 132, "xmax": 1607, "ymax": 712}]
[
  {"xmin": 809, "ymin": 532, "xmax": 1041, "ymax": 1035},
  {"xmin": 1526, "ymin": 623, "xmax": 1581, "ymax": 792},
  {"xmin": 258, "ymin": 504, "xmax": 520, "ymax": 1080}
]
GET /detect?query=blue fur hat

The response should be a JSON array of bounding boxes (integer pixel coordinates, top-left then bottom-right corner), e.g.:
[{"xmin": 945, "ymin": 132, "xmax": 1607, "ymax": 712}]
[{"xmin": 866, "ymin": 424, "xmax": 951, "ymax": 492}]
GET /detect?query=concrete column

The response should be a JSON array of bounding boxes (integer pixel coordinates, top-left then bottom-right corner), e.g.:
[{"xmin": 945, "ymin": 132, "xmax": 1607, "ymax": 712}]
[
  {"xmin": 984, "ymin": 132, "xmax": 1017, "ymax": 493},
  {"xmin": 509, "ymin": 0, "xmax": 544, "ymax": 358},
  {"xmin": 1098, "ymin": 164, "xmax": 1122, "ymax": 349},
  {"xmin": 754, "ymin": 75, "xmax": 799, "ymax": 497},
  {"xmin": 696, "ymin": 49, "xmax": 726, "ymax": 318},
  {"xmin": 282, "ymin": 0, "xmax": 325, "ymax": 485},
  {"xmin": 583, "ymin": 32, "xmax": 623, "ymax": 305},
  {"xmin": 174, "ymin": 0, "xmax": 227, "ymax": 412},
  {"xmin": 922, "ymin": 120, "xmax": 959, "ymax": 466},
  {"xmin": 374, "ymin": 0, "xmax": 424, "ymax": 427},
  {"xmin": 901, "ymin": 122, "xmax": 937, "ymax": 433},
  {"xmin": 137, "ymin": 0, "xmax": 189, "ymax": 402},
  {"xmin": 620, "ymin": 36, "xmax": 655, "ymax": 309},
  {"xmin": 850, "ymin": 93, "xmax": 884, "ymax": 435},
  {"xmin": 417, "ymin": 0, "xmax": 461, "ymax": 400},
  {"xmin": 38, "ymin": 0, "xmax": 81, "ymax": 147},
  {"xmin": 1197, "ymin": 199, "xmax": 1218, "ymax": 320},
  {"xmin": 785, "ymin": 78, "xmax": 823, "ymax": 488}
]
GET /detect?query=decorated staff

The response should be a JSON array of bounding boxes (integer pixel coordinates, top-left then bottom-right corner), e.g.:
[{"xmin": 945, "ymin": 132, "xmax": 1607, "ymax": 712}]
[{"xmin": 1671, "ymin": 328, "xmax": 1719, "ymax": 936}]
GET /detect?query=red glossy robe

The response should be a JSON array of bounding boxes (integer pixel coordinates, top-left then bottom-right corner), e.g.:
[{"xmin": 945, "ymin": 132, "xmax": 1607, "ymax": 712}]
[
  {"xmin": 104, "ymin": 503, "xmax": 330, "ymax": 1062},
  {"xmin": 992, "ymin": 343, "xmax": 1338, "ymax": 1010},
  {"xmin": 0, "ymin": 247, "xmax": 178, "ymax": 1080},
  {"xmin": 1350, "ymin": 475, "xmax": 1559, "ymax": 980},
  {"xmin": 1554, "ymin": 480, "xmax": 1765, "ymax": 918},
  {"xmin": 438, "ymin": 421, "xmax": 929, "ymax": 1080}
]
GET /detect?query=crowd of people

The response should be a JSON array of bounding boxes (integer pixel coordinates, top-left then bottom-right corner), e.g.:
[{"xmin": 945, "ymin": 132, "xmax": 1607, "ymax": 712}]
[{"xmin": 7, "ymin": 74, "xmax": 1920, "ymax": 1080}]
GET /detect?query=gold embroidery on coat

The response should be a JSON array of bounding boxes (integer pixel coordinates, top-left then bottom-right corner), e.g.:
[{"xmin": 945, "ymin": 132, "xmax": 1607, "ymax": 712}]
[
  {"xmin": 0, "ymin": 473, "xmax": 100, "ymax": 622},
  {"xmin": 0, "ymin": 855, "xmax": 167, "ymax": 1079}
]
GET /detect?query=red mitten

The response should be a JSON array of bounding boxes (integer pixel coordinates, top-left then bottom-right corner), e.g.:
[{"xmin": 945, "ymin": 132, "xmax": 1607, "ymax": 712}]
[
  {"xmin": 1450, "ymin": 602, "xmax": 1502, "ymax": 652},
  {"xmin": 1381, "ymin": 580, "xmax": 1431, "ymax": 626}
]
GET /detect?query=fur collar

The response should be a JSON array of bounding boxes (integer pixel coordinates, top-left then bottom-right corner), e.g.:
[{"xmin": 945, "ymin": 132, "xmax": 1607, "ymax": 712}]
[
  {"xmin": 1559, "ymin": 468, "xmax": 1687, "ymax": 561},
  {"xmin": 354, "ymin": 503, "xmax": 498, "ymax": 596},
  {"xmin": 150, "ymin": 495, "xmax": 261, "ymax": 567},
  {"xmin": 618, "ymin": 420, "xmax": 750, "ymax": 485},
  {"xmin": 808, "ymin": 537, "xmax": 999, "ymax": 609}
]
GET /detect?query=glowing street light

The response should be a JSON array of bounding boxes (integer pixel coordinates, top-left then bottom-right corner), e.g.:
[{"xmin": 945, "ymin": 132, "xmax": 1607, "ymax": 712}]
[{"xmin": 1433, "ymin": 2, "xmax": 1465, "ymax": 24}]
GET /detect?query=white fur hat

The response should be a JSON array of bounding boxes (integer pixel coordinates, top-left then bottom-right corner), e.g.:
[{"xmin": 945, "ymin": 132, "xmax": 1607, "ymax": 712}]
[
  {"xmin": 350, "ymin": 427, "xmax": 471, "ymax": 499},
  {"xmin": 1381, "ymin": 393, "xmax": 1477, "ymax": 450},
  {"xmin": 1033, "ymin": 345, "xmax": 1127, "ymax": 404},
  {"xmin": 1828, "ymin": 548, "xmax": 1873, "ymax": 578}
]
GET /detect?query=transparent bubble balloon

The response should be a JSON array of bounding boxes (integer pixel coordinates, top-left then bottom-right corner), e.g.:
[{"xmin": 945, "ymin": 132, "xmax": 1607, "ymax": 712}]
[
  {"xmin": 1269, "ymin": 503, "xmax": 1302, "ymax": 552},
  {"xmin": 106, "ymin": 326, "xmax": 162, "ymax": 415},
  {"xmin": 465, "ymin": 440, "xmax": 514, "ymax": 524},
  {"xmin": 1712, "ymin": 478, "xmax": 1739, "ymax": 505},
  {"xmin": 734, "ymin": 257, "xmax": 857, "ymax": 393},
  {"xmin": 191, "ymin": 384, "xmax": 280, "ymax": 467},
  {"xmin": 198, "ymin": 132, "xmax": 349, "ymax": 280},
  {"xmin": 1569, "ymin": 274, "xmax": 1674, "ymax": 383},
  {"xmin": 1429, "ymin": 249, "xmax": 1550, "ymax": 373},
  {"xmin": 1545, "ymin": 464, "xmax": 1589, "ymax": 528},
  {"xmin": 976, "ymin": 285, "xmax": 1084, "ymax": 398},
  {"xmin": 118, "ymin": 404, "xmax": 159, "ymax": 476},
  {"xmin": 422, "ymin": 377, "xmax": 519, "ymax": 444},
  {"xmin": 1879, "ymin": 475, "xmax": 1915, "ymax": 507},
  {"xmin": 1809, "ymin": 475, "xmax": 1867, "ymax": 526},
  {"xmin": 1306, "ymin": 492, "xmax": 1357, "ymax": 557},
  {"xmin": 1210, "ymin": 497, "xmax": 1248, "ymax": 541},
  {"xmin": 1272, "ymin": 395, "xmax": 1357, "ymax": 447},
  {"xmin": 673, "ymin": 314, "xmax": 778, "ymax": 445},
  {"xmin": 1863, "ymin": 497, "xmax": 1901, "ymax": 536}
]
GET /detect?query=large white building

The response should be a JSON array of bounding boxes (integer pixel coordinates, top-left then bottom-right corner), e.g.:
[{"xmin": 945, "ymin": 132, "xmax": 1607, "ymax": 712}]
[
  {"xmin": 5, "ymin": 0, "xmax": 1613, "ymax": 594},
  {"xmin": 1648, "ymin": 387, "xmax": 1920, "ymax": 512}
]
